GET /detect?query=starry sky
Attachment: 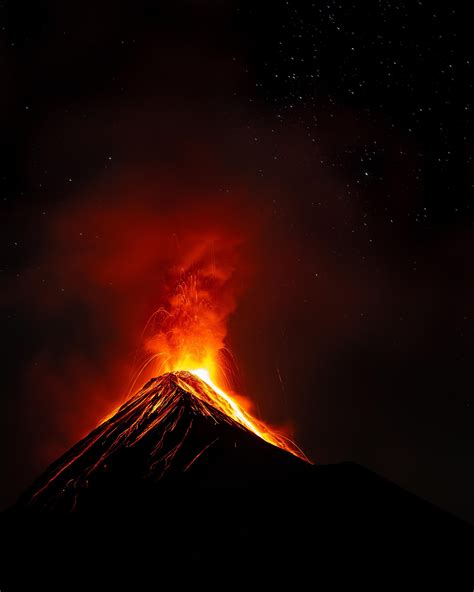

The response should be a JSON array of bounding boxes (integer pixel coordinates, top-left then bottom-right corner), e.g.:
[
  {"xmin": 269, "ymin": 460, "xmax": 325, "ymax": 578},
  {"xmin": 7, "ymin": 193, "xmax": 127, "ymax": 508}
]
[{"xmin": 1, "ymin": 1, "xmax": 474, "ymax": 522}]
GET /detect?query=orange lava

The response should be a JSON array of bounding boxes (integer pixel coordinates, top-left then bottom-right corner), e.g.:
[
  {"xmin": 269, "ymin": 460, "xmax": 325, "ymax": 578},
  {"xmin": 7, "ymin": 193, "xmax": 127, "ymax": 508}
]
[{"xmin": 187, "ymin": 369, "xmax": 308, "ymax": 460}]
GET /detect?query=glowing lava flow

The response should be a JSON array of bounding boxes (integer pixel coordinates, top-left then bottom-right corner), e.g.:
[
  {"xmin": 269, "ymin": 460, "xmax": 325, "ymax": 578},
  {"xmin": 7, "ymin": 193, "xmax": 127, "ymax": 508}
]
[{"xmin": 188, "ymin": 368, "xmax": 307, "ymax": 460}]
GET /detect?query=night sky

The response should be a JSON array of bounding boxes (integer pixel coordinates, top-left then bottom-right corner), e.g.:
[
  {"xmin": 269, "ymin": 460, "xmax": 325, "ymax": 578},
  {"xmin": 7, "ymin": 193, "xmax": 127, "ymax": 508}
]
[{"xmin": 2, "ymin": 1, "xmax": 474, "ymax": 522}]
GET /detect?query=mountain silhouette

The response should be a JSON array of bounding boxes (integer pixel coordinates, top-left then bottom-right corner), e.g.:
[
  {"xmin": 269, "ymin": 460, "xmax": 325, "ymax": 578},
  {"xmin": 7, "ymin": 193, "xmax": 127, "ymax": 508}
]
[
  {"xmin": 14, "ymin": 371, "xmax": 310, "ymax": 511},
  {"xmin": 6, "ymin": 370, "xmax": 473, "ymax": 588}
]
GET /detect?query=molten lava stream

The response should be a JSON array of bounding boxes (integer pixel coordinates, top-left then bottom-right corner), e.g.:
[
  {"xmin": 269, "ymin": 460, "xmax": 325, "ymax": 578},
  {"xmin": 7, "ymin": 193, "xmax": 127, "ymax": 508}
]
[{"xmin": 187, "ymin": 368, "xmax": 308, "ymax": 461}]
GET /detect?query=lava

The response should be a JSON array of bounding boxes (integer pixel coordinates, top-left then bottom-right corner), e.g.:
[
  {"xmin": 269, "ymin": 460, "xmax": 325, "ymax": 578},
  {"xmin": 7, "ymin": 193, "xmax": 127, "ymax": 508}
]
[{"xmin": 185, "ymin": 369, "xmax": 307, "ymax": 459}]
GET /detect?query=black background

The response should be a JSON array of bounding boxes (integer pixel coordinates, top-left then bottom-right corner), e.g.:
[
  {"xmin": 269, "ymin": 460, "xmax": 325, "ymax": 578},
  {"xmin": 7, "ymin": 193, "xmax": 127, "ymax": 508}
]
[{"xmin": 1, "ymin": 1, "xmax": 474, "ymax": 523}]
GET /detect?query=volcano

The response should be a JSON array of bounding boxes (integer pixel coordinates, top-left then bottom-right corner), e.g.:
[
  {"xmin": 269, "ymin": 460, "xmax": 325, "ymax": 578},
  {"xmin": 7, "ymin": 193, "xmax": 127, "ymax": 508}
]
[
  {"xmin": 14, "ymin": 371, "xmax": 310, "ymax": 511},
  {"xmin": 8, "ymin": 371, "xmax": 474, "ymax": 587}
]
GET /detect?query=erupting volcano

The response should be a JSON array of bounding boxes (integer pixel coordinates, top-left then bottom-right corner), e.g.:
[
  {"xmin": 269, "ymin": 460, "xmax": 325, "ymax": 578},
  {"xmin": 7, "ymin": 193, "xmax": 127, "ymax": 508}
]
[
  {"xmin": 17, "ymin": 369, "xmax": 309, "ymax": 510},
  {"xmin": 15, "ymin": 248, "xmax": 311, "ymax": 510},
  {"xmin": 10, "ymin": 244, "xmax": 472, "ymax": 589}
]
